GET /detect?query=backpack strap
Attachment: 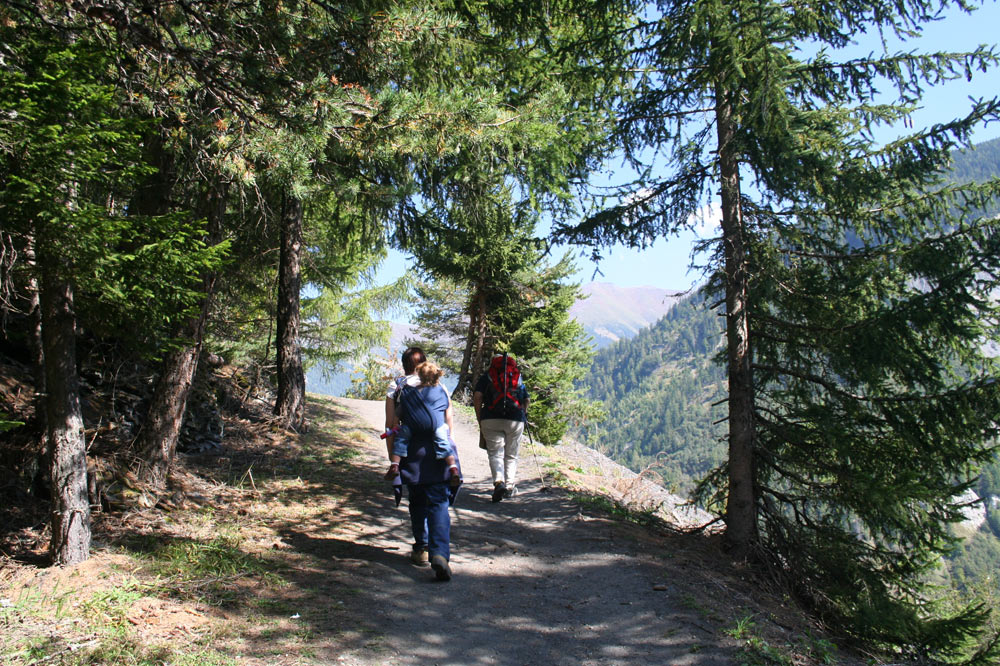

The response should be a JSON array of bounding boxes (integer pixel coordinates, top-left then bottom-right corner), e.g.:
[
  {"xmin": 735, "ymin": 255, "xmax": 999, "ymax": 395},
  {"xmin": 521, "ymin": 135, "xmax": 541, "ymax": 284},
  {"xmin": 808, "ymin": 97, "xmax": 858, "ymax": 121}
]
[
  {"xmin": 487, "ymin": 353, "xmax": 521, "ymax": 411},
  {"xmin": 502, "ymin": 352, "xmax": 509, "ymax": 407}
]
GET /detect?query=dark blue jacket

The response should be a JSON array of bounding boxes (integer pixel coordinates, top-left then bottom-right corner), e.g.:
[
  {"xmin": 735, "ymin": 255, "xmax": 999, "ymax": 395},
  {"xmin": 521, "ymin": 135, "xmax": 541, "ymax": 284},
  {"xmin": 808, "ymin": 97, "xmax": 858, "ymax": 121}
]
[{"xmin": 391, "ymin": 430, "xmax": 461, "ymax": 506}]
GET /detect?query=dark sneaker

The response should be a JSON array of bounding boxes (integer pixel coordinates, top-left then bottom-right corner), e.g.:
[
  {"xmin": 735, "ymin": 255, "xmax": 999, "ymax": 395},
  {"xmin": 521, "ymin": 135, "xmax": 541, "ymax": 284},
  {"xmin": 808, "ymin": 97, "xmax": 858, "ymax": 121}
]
[
  {"xmin": 492, "ymin": 481, "xmax": 506, "ymax": 503},
  {"xmin": 431, "ymin": 554, "xmax": 451, "ymax": 581},
  {"xmin": 503, "ymin": 485, "xmax": 517, "ymax": 499},
  {"xmin": 410, "ymin": 546, "xmax": 429, "ymax": 566}
]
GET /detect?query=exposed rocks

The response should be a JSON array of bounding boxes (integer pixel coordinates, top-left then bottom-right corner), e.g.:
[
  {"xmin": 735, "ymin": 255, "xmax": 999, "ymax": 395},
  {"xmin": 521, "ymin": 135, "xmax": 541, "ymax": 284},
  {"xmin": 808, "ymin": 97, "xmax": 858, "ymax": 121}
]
[
  {"xmin": 955, "ymin": 488, "xmax": 987, "ymax": 536},
  {"xmin": 553, "ymin": 439, "xmax": 715, "ymax": 529}
]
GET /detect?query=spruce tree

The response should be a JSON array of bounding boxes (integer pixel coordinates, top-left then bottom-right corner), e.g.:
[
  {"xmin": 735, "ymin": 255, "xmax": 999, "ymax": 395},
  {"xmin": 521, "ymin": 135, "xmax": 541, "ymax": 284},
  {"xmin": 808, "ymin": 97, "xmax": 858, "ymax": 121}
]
[
  {"xmin": 408, "ymin": 195, "xmax": 602, "ymax": 445},
  {"xmin": 0, "ymin": 19, "xmax": 225, "ymax": 560},
  {"xmin": 555, "ymin": 0, "xmax": 1000, "ymax": 655}
]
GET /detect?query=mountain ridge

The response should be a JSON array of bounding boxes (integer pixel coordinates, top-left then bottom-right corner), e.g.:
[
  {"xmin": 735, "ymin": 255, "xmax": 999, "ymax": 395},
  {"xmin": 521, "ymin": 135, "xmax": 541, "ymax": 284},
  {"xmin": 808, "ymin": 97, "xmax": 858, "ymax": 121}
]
[
  {"xmin": 570, "ymin": 282, "xmax": 687, "ymax": 348},
  {"xmin": 308, "ymin": 282, "xmax": 689, "ymax": 396}
]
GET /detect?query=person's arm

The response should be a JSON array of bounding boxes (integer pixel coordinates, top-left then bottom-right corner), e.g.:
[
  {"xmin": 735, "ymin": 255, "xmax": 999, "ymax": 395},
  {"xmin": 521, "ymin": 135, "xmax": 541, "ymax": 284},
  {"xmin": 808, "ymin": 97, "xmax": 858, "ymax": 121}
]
[
  {"xmin": 384, "ymin": 397, "xmax": 396, "ymax": 459},
  {"xmin": 472, "ymin": 391, "xmax": 483, "ymax": 422},
  {"xmin": 445, "ymin": 403, "xmax": 456, "ymax": 434}
]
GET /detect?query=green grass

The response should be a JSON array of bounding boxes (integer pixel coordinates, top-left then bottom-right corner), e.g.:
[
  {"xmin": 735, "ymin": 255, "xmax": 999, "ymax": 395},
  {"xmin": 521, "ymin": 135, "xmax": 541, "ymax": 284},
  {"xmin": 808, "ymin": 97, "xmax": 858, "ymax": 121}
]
[
  {"xmin": 452, "ymin": 402, "xmax": 477, "ymax": 421},
  {"xmin": 145, "ymin": 535, "xmax": 272, "ymax": 577},
  {"xmin": 52, "ymin": 640, "xmax": 238, "ymax": 666},
  {"xmin": 1, "ymin": 580, "xmax": 239, "ymax": 666},
  {"xmin": 724, "ymin": 612, "xmax": 812, "ymax": 666},
  {"xmin": 725, "ymin": 613, "xmax": 758, "ymax": 640},
  {"xmin": 81, "ymin": 585, "xmax": 144, "ymax": 633},
  {"xmin": 120, "ymin": 533, "xmax": 284, "ymax": 606},
  {"xmin": 542, "ymin": 461, "xmax": 570, "ymax": 487}
]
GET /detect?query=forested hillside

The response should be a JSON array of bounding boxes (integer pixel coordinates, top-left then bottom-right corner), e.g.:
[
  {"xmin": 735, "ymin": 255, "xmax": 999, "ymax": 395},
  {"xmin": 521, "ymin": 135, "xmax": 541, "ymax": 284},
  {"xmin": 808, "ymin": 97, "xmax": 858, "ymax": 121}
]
[
  {"xmin": 951, "ymin": 136, "xmax": 1000, "ymax": 193},
  {"xmin": 580, "ymin": 136, "xmax": 1000, "ymax": 597},
  {"xmin": 951, "ymin": 138, "xmax": 1000, "ymax": 596},
  {"xmin": 579, "ymin": 292, "xmax": 726, "ymax": 493}
]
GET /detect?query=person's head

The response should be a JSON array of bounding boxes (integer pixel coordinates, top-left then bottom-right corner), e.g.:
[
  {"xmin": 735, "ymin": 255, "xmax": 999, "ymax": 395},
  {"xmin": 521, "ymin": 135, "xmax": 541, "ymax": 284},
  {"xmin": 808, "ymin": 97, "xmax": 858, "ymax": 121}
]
[
  {"xmin": 415, "ymin": 361, "xmax": 444, "ymax": 387},
  {"xmin": 401, "ymin": 346, "xmax": 426, "ymax": 375}
]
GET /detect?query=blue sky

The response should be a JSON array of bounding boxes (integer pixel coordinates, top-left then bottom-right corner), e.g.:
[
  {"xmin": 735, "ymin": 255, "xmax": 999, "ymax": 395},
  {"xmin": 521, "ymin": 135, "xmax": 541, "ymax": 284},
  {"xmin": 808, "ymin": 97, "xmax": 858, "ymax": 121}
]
[{"xmin": 378, "ymin": 1, "xmax": 1000, "ymax": 298}]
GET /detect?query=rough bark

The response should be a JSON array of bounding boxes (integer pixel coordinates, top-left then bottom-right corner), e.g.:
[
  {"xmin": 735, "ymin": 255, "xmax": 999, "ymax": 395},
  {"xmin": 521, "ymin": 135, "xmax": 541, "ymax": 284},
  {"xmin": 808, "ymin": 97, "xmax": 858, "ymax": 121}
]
[
  {"xmin": 25, "ymin": 238, "xmax": 46, "ymax": 403},
  {"xmin": 136, "ymin": 313, "xmax": 208, "ymax": 491},
  {"xmin": 136, "ymin": 184, "xmax": 225, "ymax": 491},
  {"xmin": 274, "ymin": 193, "xmax": 306, "ymax": 430},
  {"xmin": 453, "ymin": 284, "xmax": 483, "ymax": 400},
  {"xmin": 469, "ymin": 288, "xmax": 489, "ymax": 384},
  {"xmin": 715, "ymin": 81, "xmax": 757, "ymax": 557},
  {"xmin": 26, "ymin": 237, "xmax": 51, "ymax": 496},
  {"xmin": 39, "ymin": 263, "xmax": 91, "ymax": 565}
]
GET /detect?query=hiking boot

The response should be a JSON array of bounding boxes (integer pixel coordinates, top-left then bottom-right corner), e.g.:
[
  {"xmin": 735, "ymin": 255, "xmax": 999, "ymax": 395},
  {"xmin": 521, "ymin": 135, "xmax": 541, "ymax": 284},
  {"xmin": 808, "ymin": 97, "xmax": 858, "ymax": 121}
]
[
  {"xmin": 431, "ymin": 554, "xmax": 451, "ymax": 581},
  {"xmin": 503, "ymin": 485, "xmax": 517, "ymax": 499},
  {"xmin": 410, "ymin": 546, "xmax": 429, "ymax": 566},
  {"xmin": 492, "ymin": 481, "xmax": 506, "ymax": 503}
]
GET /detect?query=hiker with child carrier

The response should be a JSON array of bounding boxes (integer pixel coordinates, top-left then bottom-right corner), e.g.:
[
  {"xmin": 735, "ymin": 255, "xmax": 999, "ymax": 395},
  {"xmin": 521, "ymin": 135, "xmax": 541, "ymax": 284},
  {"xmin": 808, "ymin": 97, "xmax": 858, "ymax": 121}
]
[
  {"xmin": 384, "ymin": 347, "xmax": 461, "ymax": 582},
  {"xmin": 473, "ymin": 352, "xmax": 530, "ymax": 503}
]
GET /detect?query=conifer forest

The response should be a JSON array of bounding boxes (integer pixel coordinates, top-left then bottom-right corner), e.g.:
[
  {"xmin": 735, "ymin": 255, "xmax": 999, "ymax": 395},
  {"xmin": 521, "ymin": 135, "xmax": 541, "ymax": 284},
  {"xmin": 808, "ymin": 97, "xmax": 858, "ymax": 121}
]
[{"xmin": 3, "ymin": 1, "xmax": 1000, "ymax": 663}]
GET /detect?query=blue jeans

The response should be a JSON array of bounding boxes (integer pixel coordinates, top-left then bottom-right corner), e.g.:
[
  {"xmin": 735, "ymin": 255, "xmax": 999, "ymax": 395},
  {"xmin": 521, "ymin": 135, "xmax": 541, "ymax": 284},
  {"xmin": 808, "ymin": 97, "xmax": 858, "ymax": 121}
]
[
  {"xmin": 408, "ymin": 482, "xmax": 451, "ymax": 561},
  {"xmin": 393, "ymin": 423, "xmax": 454, "ymax": 460}
]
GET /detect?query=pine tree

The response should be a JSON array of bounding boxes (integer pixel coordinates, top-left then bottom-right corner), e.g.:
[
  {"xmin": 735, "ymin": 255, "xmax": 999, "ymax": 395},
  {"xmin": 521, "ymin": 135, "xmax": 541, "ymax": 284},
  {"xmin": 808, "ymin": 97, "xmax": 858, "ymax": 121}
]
[
  {"xmin": 408, "ymin": 276, "xmax": 471, "ymax": 378},
  {"xmin": 0, "ymin": 18, "xmax": 224, "ymax": 561},
  {"xmin": 555, "ymin": 0, "xmax": 1000, "ymax": 655},
  {"xmin": 406, "ymin": 185, "xmax": 540, "ymax": 396},
  {"xmin": 410, "ymin": 208, "xmax": 603, "ymax": 445},
  {"xmin": 506, "ymin": 253, "xmax": 605, "ymax": 445}
]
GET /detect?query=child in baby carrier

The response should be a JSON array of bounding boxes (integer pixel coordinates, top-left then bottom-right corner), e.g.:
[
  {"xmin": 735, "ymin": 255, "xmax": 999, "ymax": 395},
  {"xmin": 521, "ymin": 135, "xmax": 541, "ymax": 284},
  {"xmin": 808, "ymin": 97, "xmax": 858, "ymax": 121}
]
[{"xmin": 384, "ymin": 361, "xmax": 460, "ymax": 487}]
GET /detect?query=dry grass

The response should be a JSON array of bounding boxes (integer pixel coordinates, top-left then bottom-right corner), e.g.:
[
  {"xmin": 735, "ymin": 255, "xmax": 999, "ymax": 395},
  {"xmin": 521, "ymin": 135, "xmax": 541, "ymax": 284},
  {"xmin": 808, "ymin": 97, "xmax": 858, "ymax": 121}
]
[{"xmin": 0, "ymin": 397, "xmax": 391, "ymax": 666}]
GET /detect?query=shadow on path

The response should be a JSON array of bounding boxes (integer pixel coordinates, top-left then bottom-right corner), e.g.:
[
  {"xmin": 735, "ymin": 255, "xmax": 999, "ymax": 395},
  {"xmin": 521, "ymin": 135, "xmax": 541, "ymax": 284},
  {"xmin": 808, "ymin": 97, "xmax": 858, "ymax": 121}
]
[{"xmin": 260, "ymin": 397, "xmax": 743, "ymax": 666}]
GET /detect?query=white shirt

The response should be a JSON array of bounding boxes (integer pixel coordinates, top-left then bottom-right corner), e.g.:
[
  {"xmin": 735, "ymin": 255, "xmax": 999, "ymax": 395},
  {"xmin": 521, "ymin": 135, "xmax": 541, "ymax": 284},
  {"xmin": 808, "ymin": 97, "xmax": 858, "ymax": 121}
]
[{"xmin": 385, "ymin": 373, "xmax": 420, "ymax": 400}]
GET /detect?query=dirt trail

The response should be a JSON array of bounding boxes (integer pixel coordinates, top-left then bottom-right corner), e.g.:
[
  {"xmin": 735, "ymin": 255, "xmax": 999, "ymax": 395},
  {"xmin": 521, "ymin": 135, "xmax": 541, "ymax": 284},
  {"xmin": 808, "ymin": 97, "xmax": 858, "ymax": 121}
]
[{"xmin": 317, "ymin": 396, "xmax": 744, "ymax": 666}]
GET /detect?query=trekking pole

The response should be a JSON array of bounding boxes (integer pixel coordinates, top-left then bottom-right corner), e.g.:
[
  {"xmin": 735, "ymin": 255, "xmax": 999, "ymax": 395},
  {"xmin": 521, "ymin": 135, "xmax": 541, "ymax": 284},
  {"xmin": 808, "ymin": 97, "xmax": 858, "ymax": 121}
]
[{"xmin": 525, "ymin": 421, "xmax": 550, "ymax": 493}]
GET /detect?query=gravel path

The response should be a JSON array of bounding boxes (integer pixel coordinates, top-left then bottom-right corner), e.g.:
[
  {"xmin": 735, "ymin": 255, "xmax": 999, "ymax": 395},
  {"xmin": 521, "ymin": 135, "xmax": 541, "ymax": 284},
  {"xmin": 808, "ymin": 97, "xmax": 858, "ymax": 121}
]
[{"xmin": 318, "ymin": 397, "xmax": 741, "ymax": 666}]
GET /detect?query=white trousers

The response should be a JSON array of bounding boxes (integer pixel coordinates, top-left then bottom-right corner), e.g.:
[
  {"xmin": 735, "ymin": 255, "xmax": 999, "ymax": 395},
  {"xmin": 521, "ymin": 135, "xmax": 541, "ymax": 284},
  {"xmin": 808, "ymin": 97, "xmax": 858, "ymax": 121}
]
[{"xmin": 480, "ymin": 418, "xmax": 524, "ymax": 487}]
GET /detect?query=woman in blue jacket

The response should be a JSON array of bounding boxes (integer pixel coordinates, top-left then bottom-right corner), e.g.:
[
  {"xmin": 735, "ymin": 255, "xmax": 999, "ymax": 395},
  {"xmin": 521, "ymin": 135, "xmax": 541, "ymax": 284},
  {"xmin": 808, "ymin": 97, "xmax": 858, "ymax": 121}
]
[{"xmin": 384, "ymin": 353, "xmax": 461, "ymax": 581}]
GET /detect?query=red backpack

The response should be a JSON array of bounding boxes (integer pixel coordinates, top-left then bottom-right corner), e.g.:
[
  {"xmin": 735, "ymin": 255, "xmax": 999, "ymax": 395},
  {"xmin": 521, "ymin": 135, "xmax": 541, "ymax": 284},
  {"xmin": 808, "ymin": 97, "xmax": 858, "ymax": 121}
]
[{"xmin": 486, "ymin": 353, "xmax": 523, "ymax": 418}]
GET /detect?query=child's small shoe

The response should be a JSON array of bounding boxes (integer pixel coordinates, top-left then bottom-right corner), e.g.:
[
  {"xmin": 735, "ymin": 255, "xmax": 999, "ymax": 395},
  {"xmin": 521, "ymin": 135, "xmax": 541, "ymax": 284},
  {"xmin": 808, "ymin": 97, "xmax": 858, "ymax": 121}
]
[
  {"xmin": 448, "ymin": 465, "xmax": 461, "ymax": 488},
  {"xmin": 384, "ymin": 463, "xmax": 400, "ymax": 481}
]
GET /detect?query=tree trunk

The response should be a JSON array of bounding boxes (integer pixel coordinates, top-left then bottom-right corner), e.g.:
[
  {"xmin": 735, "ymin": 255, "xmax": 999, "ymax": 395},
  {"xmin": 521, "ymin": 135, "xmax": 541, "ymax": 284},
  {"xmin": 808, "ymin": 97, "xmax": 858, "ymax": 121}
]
[
  {"xmin": 25, "ymin": 236, "xmax": 52, "ymax": 497},
  {"xmin": 137, "ymin": 313, "xmax": 208, "ymax": 490},
  {"xmin": 130, "ymin": 129, "xmax": 177, "ymax": 217},
  {"xmin": 274, "ymin": 193, "xmax": 306, "ymax": 430},
  {"xmin": 136, "ymin": 183, "xmax": 225, "ymax": 491},
  {"xmin": 453, "ymin": 284, "xmax": 483, "ymax": 399},
  {"xmin": 39, "ymin": 262, "xmax": 91, "ymax": 565},
  {"xmin": 26, "ymin": 238, "xmax": 46, "ymax": 404},
  {"xmin": 715, "ymin": 80, "xmax": 757, "ymax": 557},
  {"xmin": 469, "ymin": 288, "xmax": 489, "ymax": 384}
]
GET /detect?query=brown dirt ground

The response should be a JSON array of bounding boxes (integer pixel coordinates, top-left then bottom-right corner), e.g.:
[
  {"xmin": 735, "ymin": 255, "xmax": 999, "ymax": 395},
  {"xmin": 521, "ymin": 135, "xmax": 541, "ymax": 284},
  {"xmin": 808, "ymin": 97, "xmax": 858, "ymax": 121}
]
[{"xmin": 0, "ymin": 394, "xmax": 867, "ymax": 666}]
